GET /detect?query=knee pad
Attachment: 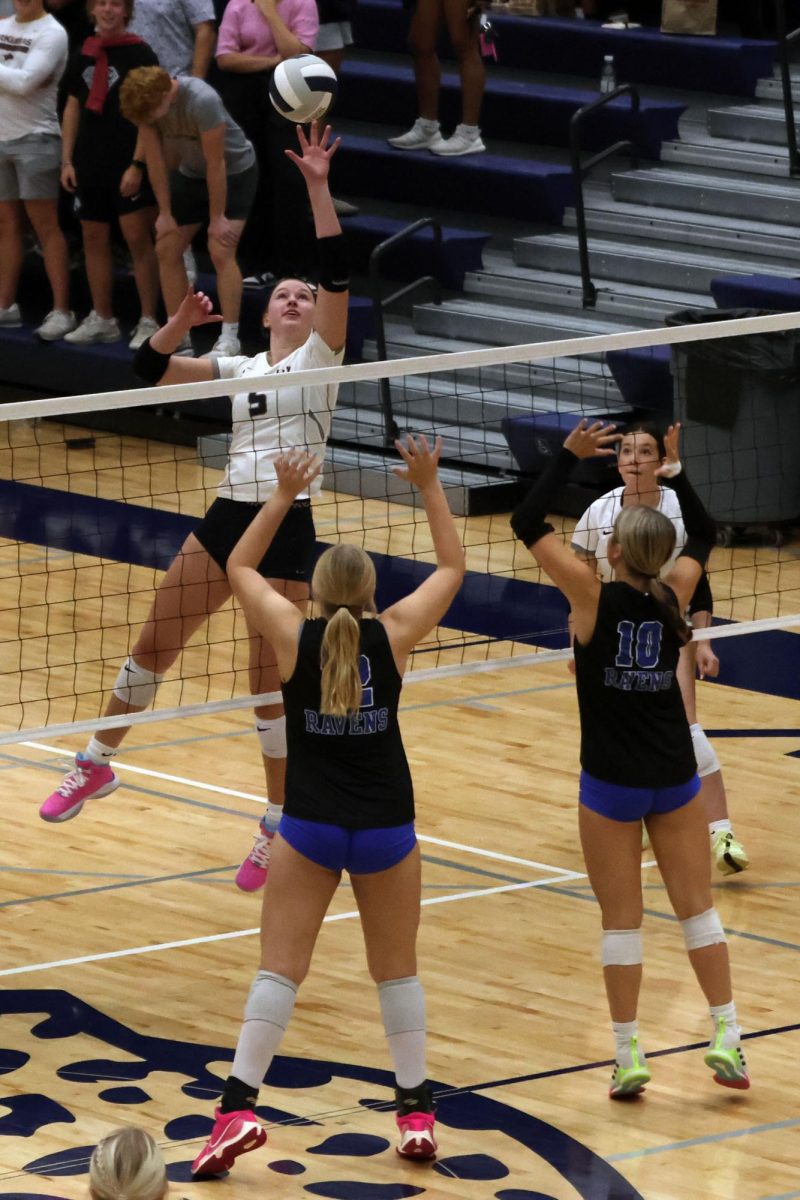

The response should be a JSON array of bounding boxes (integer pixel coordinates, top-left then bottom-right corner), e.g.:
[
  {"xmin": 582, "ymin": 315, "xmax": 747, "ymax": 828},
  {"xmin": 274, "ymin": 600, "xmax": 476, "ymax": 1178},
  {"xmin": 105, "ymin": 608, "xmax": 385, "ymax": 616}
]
[
  {"xmin": 601, "ymin": 929, "xmax": 643, "ymax": 967},
  {"xmin": 682, "ymin": 907, "xmax": 726, "ymax": 951},
  {"xmin": 112, "ymin": 656, "xmax": 165, "ymax": 708},
  {"xmin": 244, "ymin": 970, "xmax": 297, "ymax": 1030},
  {"xmin": 690, "ymin": 723, "xmax": 721, "ymax": 778},
  {"xmin": 378, "ymin": 976, "xmax": 426, "ymax": 1036},
  {"xmin": 256, "ymin": 715, "xmax": 286, "ymax": 759}
]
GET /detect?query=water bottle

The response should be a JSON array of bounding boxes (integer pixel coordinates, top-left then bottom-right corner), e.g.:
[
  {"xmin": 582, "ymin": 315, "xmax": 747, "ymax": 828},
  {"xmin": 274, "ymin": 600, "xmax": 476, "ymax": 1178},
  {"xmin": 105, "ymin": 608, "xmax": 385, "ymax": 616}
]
[{"xmin": 600, "ymin": 54, "xmax": 617, "ymax": 95}]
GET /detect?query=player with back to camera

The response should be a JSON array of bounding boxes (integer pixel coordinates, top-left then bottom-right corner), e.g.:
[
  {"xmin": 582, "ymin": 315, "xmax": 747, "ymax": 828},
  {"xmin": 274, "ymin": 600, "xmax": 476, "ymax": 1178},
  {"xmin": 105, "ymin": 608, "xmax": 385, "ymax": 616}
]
[
  {"xmin": 511, "ymin": 420, "xmax": 750, "ymax": 1097},
  {"xmin": 88, "ymin": 1127, "xmax": 167, "ymax": 1200},
  {"xmin": 190, "ymin": 436, "xmax": 465, "ymax": 1177},
  {"xmin": 39, "ymin": 121, "xmax": 349, "ymax": 896},
  {"xmin": 571, "ymin": 421, "xmax": 748, "ymax": 876}
]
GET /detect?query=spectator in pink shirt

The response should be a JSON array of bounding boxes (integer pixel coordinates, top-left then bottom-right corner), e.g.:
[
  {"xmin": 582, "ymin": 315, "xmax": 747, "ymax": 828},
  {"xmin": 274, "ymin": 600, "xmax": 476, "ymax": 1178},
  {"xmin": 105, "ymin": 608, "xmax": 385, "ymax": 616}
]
[{"xmin": 217, "ymin": 0, "xmax": 319, "ymax": 285}]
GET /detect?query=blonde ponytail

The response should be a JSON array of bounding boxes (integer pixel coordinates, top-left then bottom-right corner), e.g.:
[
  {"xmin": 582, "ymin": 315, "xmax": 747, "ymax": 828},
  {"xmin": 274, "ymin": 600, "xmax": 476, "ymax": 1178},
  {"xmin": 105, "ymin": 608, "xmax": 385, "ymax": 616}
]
[
  {"xmin": 613, "ymin": 506, "xmax": 692, "ymax": 646},
  {"xmin": 311, "ymin": 544, "xmax": 377, "ymax": 716},
  {"xmin": 89, "ymin": 1128, "xmax": 167, "ymax": 1200}
]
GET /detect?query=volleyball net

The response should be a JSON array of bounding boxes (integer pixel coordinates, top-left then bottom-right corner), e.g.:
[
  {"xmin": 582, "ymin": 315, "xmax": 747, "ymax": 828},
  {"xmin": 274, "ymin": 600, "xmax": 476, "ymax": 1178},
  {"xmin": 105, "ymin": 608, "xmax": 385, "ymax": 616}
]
[{"xmin": 0, "ymin": 308, "xmax": 798, "ymax": 743}]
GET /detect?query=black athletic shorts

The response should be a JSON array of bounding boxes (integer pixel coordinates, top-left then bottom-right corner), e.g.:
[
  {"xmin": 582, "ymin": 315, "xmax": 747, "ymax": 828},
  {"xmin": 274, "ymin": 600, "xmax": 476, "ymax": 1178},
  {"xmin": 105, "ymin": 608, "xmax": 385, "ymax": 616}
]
[
  {"xmin": 171, "ymin": 162, "xmax": 258, "ymax": 226},
  {"xmin": 194, "ymin": 496, "xmax": 316, "ymax": 580},
  {"xmin": 74, "ymin": 180, "xmax": 156, "ymax": 223}
]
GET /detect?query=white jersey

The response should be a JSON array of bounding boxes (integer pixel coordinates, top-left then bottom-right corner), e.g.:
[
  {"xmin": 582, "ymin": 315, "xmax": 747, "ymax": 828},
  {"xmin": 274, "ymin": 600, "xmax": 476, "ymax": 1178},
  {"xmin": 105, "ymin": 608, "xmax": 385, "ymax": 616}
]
[
  {"xmin": 571, "ymin": 485, "xmax": 686, "ymax": 582},
  {"xmin": 0, "ymin": 13, "xmax": 67, "ymax": 141},
  {"xmin": 214, "ymin": 330, "xmax": 343, "ymax": 503}
]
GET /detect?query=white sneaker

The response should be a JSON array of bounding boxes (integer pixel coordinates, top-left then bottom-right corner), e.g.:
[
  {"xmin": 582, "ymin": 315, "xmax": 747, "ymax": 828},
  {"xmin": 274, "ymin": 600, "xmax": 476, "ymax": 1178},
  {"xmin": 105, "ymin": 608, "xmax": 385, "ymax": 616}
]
[
  {"xmin": 430, "ymin": 124, "xmax": 486, "ymax": 156},
  {"xmin": 183, "ymin": 246, "xmax": 198, "ymax": 285},
  {"xmin": 128, "ymin": 316, "xmax": 160, "ymax": 350},
  {"xmin": 388, "ymin": 119, "xmax": 443, "ymax": 150},
  {"xmin": 209, "ymin": 330, "xmax": 241, "ymax": 356},
  {"xmin": 0, "ymin": 303, "xmax": 22, "ymax": 327},
  {"xmin": 64, "ymin": 311, "xmax": 122, "ymax": 345},
  {"xmin": 36, "ymin": 309, "xmax": 77, "ymax": 341}
]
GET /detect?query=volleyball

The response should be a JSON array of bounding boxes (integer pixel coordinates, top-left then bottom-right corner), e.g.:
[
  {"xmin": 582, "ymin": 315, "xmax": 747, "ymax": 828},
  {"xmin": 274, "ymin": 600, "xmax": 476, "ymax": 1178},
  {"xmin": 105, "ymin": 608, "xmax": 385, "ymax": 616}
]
[{"xmin": 269, "ymin": 54, "xmax": 337, "ymax": 124}]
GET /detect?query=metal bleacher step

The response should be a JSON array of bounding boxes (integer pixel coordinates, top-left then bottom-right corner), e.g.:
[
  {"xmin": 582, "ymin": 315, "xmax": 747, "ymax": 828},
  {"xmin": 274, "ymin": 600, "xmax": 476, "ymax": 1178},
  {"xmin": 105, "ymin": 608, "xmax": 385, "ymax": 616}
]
[
  {"xmin": 561, "ymin": 194, "xmax": 800, "ymax": 263},
  {"xmin": 411, "ymin": 296, "xmax": 646, "ymax": 347},
  {"xmin": 660, "ymin": 133, "xmax": 791, "ymax": 176},
  {"xmin": 611, "ymin": 167, "xmax": 800, "ymax": 224},
  {"xmin": 509, "ymin": 234, "xmax": 799, "ymax": 295},
  {"xmin": 332, "ymin": 405, "xmax": 515, "ymax": 472},
  {"xmin": 755, "ymin": 71, "xmax": 800, "ymax": 101},
  {"xmin": 707, "ymin": 103, "xmax": 791, "ymax": 146},
  {"xmin": 359, "ymin": 327, "xmax": 626, "ymax": 409}
]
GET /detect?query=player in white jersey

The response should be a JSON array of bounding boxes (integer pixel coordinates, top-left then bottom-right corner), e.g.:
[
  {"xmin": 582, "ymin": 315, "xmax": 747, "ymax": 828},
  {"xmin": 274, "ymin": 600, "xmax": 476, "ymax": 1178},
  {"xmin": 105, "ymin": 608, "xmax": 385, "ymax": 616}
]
[
  {"xmin": 39, "ymin": 122, "xmax": 350, "ymax": 896},
  {"xmin": 571, "ymin": 422, "xmax": 748, "ymax": 876}
]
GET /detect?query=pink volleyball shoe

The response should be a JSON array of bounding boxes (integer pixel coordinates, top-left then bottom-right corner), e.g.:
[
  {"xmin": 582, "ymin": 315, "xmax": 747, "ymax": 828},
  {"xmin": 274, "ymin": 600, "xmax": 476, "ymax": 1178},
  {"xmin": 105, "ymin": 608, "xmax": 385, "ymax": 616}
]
[
  {"xmin": 39, "ymin": 754, "xmax": 119, "ymax": 822},
  {"xmin": 235, "ymin": 819, "xmax": 274, "ymax": 892},
  {"xmin": 191, "ymin": 1108, "xmax": 267, "ymax": 1177},
  {"xmin": 396, "ymin": 1110, "xmax": 437, "ymax": 1160}
]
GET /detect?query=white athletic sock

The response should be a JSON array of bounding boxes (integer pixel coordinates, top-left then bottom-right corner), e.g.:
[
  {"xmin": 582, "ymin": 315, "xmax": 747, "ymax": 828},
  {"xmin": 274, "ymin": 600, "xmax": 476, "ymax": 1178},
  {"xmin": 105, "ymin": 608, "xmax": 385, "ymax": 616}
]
[
  {"xmin": 709, "ymin": 819, "xmax": 733, "ymax": 838},
  {"xmin": 84, "ymin": 737, "xmax": 118, "ymax": 766},
  {"xmin": 232, "ymin": 971, "xmax": 297, "ymax": 1090},
  {"xmin": 612, "ymin": 1019, "xmax": 641, "ymax": 1068},
  {"xmin": 418, "ymin": 118, "xmax": 439, "ymax": 132},
  {"xmin": 709, "ymin": 1000, "xmax": 740, "ymax": 1048},
  {"xmin": 458, "ymin": 123, "xmax": 480, "ymax": 135},
  {"xmin": 263, "ymin": 801, "xmax": 283, "ymax": 834},
  {"xmin": 378, "ymin": 977, "xmax": 426, "ymax": 1089},
  {"xmin": 221, "ymin": 321, "xmax": 239, "ymax": 338}
]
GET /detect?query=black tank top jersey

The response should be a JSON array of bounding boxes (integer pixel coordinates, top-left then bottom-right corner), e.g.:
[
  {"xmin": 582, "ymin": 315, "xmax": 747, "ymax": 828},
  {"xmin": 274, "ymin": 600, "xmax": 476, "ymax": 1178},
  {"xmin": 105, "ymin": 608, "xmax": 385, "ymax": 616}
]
[
  {"xmin": 282, "ymin": 618, "xmax": 415, "ymax": 829},
  {"xmin": 573, "ymin": 583, "xmax": 696, "ymax": 789}
]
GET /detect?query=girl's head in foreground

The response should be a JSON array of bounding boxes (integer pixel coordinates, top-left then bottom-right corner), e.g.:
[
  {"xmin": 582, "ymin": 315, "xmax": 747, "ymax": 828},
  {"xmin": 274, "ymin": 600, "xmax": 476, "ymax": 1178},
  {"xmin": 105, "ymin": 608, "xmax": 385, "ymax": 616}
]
[
  {"xmin": 608, "ymin": 506, "xmax": 691, "ymax": 644},
  {"xmin": 89, "ymin": 1128, "xmax": 168, "ymax": 1200},
  {"xmin": 311, "ymin": 544, "xmax": 377, "ymax": 716}
]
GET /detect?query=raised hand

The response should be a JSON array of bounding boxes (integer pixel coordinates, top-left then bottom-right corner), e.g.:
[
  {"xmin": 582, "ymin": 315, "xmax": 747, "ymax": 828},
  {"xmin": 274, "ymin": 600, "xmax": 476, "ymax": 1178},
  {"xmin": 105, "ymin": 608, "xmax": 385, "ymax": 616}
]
[
  {"xmin": 275, "ymin": 449, "xmax": 323, "ymax": 498},
  {"xmin": 285, "ymin": 121, "xmax": 341, "ymax": 188},
  {"xmin": 175, "ymin": 287, "xmax": 223, "ymax": 330},
  {"xmin": 655, "ymin": 422, "xmax": 682, "ymax": 476},
  {"xmin": 563, "ymin": 419, "xmax": 618, "ymax": 460},
  {"xmin": 392, "ymin": 433, "xmax": 443, "ymax": 489}
]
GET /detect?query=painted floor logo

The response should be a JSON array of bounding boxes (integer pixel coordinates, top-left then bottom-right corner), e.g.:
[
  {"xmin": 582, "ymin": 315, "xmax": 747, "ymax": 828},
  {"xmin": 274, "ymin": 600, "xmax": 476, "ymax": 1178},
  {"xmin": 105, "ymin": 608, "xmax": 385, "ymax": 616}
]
[{"xmin": 0, "ymin": 989, "xmax": 643, "ymax": 1200}]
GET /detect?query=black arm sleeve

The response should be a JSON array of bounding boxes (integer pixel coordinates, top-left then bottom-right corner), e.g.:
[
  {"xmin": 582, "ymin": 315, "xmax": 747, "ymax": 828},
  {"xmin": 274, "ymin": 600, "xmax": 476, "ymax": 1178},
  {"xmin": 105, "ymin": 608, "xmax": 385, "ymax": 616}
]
[
  {"xmin": 510, "ymin": 447, "xmax": 577, "ymax": 548},
  {"xmin": 663, "ymin": 469, "xmax": 717, "ymax": 568},
  {"xmin": 688, "ymin": 570, "xmax": 713, "ymax": 616},
  {"xmin": 317, "ymin": 232, "xmax": 350, "ymax": 293},
  {"xmin": 132, "ymin": 338, "xmax": 171, "ymax": 385}
]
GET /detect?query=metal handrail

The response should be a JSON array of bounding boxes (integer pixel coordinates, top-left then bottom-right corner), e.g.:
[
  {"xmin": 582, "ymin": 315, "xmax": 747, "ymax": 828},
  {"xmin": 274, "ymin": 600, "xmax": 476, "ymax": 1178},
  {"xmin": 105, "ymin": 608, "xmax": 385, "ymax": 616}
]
[
  {"xmin": 369, "ymin": 219, "xmax": 442, "ymax": 445},
  {"xmin": 774, "ymin": 0, "xmax": 800, "ymax": 176},
  {"xmin": 569, "ymin": 84, "xmax": 640, "ymax": 308}
]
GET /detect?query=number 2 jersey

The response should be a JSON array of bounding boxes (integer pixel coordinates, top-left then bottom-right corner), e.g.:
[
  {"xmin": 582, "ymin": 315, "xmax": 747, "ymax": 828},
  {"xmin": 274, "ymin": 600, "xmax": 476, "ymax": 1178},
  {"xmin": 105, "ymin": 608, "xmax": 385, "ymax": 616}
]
[
  {"xmin": 282, "ymin": 618, "xmax": 415, "ymax": 829},
  {"xmin": 213, "ymin": 330, "xmax": 343, "ymax": 503},
  {"xmin": 573, "ymin": 582, "xmax": 696, "ymax": 789}
]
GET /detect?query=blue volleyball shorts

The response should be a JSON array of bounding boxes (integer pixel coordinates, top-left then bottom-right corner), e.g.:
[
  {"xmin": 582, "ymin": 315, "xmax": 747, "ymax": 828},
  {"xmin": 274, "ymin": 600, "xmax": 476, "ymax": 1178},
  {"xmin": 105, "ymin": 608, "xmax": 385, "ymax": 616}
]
[
  {"xmin": 279, "ymin": 814, "xmax": 417, "ymax": 874},
  {"xmin": 579, "ymin": 769, "xmax": 701, "ymax": 822}
]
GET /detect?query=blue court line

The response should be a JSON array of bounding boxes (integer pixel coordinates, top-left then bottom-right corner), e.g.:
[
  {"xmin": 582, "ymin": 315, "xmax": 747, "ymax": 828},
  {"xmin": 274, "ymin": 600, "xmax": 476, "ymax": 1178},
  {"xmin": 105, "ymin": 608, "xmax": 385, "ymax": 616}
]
[
  {"xmin": 455, "ymin": 1021, "xmax": 800, "ymax": 1095},
  {"xmin": 762, "ymin": 1193, "xmax": 800, "ymax": 1199},
  {"xmin": 606, "ymin": 1117, "xmax": 800, "ymax": 1162},
  {"xmin": 0, "ymin": 866, "xmax": 147, "ymax": 879},
  {"xmin": 705, "ymin": 728, "xmax": 800, "ymax": 738}
]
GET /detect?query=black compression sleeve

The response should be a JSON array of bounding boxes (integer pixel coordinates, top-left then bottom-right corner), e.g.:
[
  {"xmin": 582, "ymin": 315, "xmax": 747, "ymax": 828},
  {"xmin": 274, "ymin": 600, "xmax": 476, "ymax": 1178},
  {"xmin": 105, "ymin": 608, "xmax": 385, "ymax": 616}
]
[
  {"xmin": 510, "ymin": 447, "xmax": 577, "ymax": 547},
  {"xmin": 317, "ymin": 233, "xmax": 350, "ymax": 293},
  {"xmin": 663, "ymin": 468, "xmax": 717, "ymax": 548},
  {"xmin": 688, "ymin": 570, "xmax": 713, "ymax": 616},
  {"xmin": 132, "ymin": 337, "xmax": 171, "ymax": 384}
]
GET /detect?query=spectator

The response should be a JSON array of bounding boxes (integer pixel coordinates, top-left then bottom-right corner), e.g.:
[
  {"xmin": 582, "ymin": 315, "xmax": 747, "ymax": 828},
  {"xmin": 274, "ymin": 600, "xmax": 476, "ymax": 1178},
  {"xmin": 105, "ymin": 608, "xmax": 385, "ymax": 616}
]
[
  {"xmin": 60, "ymin": 0, "xmax": 161, "ymax": 348},
  {"xmin": 0, "ymin": 0, "xmax": 76, "ymax": 340},
  {"xmin": 216, "ymin": 0, "xmax": 318, "ymax": 283},
  {"xmin": 120, "ymin": 65, "xmax": 257, "ymax": 355},
  {"xmin": 128, "ymin": 0, "xmax": 216, "ymax": 79},
  {"xmin": 46, "ymin": 0, "xmax": 93, "ymax": 57},
  {"xmin": 387, "ymin": 0, "xmax": 486, "ymax": 157},
  {"xmin": 314, "ymin": 0, "xmax": 358, "ymax": 216}
]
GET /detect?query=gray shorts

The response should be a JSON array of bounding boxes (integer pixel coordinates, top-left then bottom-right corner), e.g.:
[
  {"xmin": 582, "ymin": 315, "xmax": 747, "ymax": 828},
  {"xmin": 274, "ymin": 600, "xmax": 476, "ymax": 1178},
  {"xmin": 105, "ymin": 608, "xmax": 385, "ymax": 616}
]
[
  {"xmin": 0, "ymin": 133, "xmax": 61, "ymax": 202},
  {"xmin": 315, "ymin": 20, "xmax": 353, "ymax": 50}
]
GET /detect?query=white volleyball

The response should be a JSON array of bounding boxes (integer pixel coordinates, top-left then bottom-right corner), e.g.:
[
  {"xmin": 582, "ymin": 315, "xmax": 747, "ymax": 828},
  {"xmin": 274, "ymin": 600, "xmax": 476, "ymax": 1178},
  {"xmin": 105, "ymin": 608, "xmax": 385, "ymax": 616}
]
[{"xmin": 269, "ymin": 53, "xmax": 337, "ymax": 124}]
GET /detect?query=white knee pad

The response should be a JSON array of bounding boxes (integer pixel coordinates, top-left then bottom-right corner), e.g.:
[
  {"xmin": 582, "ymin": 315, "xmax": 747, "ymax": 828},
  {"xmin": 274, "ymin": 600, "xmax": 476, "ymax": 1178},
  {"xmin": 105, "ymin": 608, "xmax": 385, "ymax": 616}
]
[
  {"xmin": 112, "ymin": 656, "xmax": 165, "ymax": 708},
  {"xmin": 256, "ymin": 715, "xmax": 286, "ymax": 759},
  {"xmin": 682, "ymin": 907, "xmax": 726, "ymax": 951},
  {"xmin": 244, "ymin": 970, "xmax": 297, "ymax": 1030},
  {"xmin": 690, "ymin": 723, "xmax": 721, "ymax": 778},
  {"xmin": 601, "ymin": 929, "xmax": 643, "ymax": 967}
]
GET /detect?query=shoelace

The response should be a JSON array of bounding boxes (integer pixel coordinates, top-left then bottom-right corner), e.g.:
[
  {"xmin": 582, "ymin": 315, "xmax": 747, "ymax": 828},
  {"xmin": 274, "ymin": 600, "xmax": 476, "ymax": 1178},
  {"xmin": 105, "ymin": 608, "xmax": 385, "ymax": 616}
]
[
  {"xmin": 57, "ymin": 766, "xmax": 89, "ymax": 796},
  {"xmin": 247, "ymin": 832, "xmax": 273, "ymax": 869}
]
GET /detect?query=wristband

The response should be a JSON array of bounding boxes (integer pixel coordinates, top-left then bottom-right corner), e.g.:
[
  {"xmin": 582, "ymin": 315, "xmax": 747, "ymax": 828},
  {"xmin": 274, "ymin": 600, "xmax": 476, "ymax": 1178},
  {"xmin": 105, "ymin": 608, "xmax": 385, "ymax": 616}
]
[
  {"xmin": 132, "ymin": 336, "xmax": 171, "ymax": 384},
  {"xmin": 317, "ymin": 232, "xmax": 350, "ymax": 293},
  {"xmin": 659, "ymin": 460, "xmax": 682, "ymax": 478}
]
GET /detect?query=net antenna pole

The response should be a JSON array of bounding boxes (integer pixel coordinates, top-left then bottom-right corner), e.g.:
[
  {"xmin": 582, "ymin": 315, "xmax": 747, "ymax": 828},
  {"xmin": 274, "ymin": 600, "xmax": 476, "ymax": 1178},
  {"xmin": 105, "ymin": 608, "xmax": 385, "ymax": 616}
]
[
  {"xmin": 368, "ymin": 219, "xmax": 443, "ymax": 446},
  {"xmin": 569, "ymin": 84, "xmax": 640, "ymax": 309},
  {"xmin": 775, "ymin": 0, "xmax": 800, "ymax": 177}
]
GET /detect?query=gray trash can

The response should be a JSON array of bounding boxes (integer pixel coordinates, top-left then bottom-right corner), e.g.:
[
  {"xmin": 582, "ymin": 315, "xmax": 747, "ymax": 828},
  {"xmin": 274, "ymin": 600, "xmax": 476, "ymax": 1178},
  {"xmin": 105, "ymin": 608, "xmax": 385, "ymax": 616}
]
[{"xmin": 668, "ymin": 308, "xmax": 800, "ymax": 527}]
